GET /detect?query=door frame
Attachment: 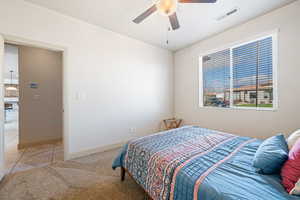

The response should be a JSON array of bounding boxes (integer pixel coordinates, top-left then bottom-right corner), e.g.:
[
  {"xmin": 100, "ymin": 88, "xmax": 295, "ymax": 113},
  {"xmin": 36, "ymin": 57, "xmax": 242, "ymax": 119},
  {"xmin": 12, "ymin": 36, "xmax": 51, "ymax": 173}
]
[
  {"xmin": 0, "ymin": 34, "xmax": 69, "ymax": 178},
  {"xmin": 0, "ymin": 34, "xmax": 4, "ymax": 180}
]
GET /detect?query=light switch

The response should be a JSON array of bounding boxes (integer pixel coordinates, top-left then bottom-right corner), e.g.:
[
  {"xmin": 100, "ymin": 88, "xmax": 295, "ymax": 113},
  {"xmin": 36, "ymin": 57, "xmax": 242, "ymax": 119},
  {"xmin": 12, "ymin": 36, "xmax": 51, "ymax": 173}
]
[
  {"xmin": 75, "ymin": 92, "xmax": 87, "ymax": 101},
  {"xmin": 81, "ymin": 93, "xmax": 87, "ymax": 100},
  {"xmin": 75, "ymin": 92, "xmax": 80, "ymax": 100},
  {"xmin": 33, "ymin": 94, "xmax": 40, "ymax": 100}
]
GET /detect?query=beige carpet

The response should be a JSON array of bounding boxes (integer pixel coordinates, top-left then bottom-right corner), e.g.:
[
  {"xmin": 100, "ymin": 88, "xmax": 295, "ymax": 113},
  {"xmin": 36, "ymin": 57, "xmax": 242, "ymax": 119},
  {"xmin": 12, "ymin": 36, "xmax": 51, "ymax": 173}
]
[{"xmin": 0, "ymin": 148, "xmax": 145, "ymax": 200}]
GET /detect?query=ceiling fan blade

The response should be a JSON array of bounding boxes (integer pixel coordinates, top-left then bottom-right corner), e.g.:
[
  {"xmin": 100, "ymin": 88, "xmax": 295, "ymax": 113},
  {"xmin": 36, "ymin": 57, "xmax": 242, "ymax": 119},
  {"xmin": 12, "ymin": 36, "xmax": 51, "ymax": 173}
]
[
  {"xmin": 169, "ymin": 13, "xmax": 180, "ymax": 30},
  {"xmin": 179, "ymin": 0, "xmax": 217, "ymax": 3},
  {"xmin": 133, "ymin": 5, "xmax": 157, "ymax": 24}
]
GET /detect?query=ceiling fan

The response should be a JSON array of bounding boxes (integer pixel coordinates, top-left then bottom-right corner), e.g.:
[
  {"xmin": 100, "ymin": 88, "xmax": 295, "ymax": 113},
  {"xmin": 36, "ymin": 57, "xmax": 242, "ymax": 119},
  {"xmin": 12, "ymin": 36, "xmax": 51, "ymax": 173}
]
[{"xmin": 133, "ymin": 0, "xmax": 217, "ymax": 30}]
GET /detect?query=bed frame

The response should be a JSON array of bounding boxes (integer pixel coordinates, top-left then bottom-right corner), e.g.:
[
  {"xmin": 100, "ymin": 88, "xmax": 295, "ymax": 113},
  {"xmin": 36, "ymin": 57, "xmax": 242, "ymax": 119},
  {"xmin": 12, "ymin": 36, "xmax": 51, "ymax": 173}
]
[{"xmin": 121, "ymin": 167, "xmax": 153, "ymax": 200}]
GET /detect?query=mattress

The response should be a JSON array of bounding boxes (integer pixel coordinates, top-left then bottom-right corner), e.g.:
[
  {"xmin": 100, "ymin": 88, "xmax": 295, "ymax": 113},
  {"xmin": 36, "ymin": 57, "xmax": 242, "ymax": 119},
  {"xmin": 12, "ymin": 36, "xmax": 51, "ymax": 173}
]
[{"xmin": 112, "ymin": 126, "xmax": 298, "ymax": 200}]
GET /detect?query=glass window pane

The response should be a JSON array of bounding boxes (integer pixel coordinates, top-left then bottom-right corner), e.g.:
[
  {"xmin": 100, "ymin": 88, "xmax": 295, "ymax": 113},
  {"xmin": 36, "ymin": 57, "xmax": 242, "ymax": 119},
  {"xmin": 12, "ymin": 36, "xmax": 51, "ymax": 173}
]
[
  {"xmin": 202, "ymin": 49, "xmax": 230, "ymax": 108},
  {"xmin": 232, "ymin": 37, "xmax": 273, "ymax": 108},
  {"xmin": 257, "ymin": 37, "xmax": 273, "ymax": 108}
]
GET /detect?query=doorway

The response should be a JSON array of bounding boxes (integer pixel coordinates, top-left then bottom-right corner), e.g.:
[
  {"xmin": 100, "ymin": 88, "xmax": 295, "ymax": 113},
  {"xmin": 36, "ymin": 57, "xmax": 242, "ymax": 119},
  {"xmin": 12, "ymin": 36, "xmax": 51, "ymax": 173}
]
[
  {"xmin": 3, "ymin": 44, "xmax": 19, "ymax": 174},
  {"xmin": 2, "ymin": 43, "xmax": 64, "ymax": 175}
]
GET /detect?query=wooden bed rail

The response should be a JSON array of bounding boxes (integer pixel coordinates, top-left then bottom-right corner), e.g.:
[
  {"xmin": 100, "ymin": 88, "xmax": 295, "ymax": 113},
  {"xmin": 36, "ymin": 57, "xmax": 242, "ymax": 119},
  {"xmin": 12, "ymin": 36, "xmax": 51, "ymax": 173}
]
[
  {"xmin": 121, "ymin": 167, "xmax": 125, "ymax": 181},
  {"xmin": 121, "ymin": 167, "xmax": 153, "ymax": 200}
]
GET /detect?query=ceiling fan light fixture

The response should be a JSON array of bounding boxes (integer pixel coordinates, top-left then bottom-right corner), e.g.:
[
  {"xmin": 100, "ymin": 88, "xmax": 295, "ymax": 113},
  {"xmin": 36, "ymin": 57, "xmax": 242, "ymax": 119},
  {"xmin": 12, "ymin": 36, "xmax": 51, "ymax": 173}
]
[
  {"xmin": 133, "ymin": 0, "xmax": 217, "ymax": 31},
  {"xmin": 155, "ymin": 0, "xmax": 178, "ymax": 16}
]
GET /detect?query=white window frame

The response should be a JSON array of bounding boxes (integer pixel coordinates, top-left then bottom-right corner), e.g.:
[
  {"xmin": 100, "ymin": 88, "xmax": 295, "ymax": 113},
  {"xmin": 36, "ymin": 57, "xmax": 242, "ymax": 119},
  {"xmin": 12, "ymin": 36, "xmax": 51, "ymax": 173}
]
[{"xmin": 199, "ymin": 31, "xmax": 278, "ymax": 111}]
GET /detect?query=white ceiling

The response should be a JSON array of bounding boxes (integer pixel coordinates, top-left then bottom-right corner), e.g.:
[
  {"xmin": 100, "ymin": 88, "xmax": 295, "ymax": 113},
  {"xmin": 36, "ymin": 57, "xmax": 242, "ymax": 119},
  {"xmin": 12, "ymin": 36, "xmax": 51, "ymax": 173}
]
[{"xmin": 24, "ymin": 0, "xmax": 295, "ymax": 51}]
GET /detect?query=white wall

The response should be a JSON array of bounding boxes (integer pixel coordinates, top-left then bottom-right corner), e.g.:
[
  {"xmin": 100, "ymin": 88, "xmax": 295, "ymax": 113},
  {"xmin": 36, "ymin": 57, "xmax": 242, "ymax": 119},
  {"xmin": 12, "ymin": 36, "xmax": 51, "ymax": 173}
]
[
  {"xmin": 0, "ymin": 0, "xmax": 173, "ymax": 158},
  {"xmin": 174, "ymin": 1, "xmax": 300, "ymax": 139}
]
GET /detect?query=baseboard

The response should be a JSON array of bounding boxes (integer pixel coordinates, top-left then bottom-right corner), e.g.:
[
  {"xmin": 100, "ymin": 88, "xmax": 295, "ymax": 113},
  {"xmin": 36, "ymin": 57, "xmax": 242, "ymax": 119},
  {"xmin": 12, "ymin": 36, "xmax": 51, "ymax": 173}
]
[
  {"xmin": 66, "ymin": 142, "xmax": 125, "ymax": 160},
  {"xmin": 18, "ymin": 138, "xmax": 62, "ymax": 149}
]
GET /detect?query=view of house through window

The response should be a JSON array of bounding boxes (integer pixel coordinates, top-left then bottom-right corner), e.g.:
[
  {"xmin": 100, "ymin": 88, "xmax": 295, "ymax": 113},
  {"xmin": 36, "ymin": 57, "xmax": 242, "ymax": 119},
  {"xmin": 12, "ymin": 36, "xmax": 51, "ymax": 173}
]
[
  {"xmin": 202, "ymin": 49, "xmax": 230, "ymax": 108},
  {"xmin": 201, "ymin": 35, "xmax": 275, "ymax": 109}
]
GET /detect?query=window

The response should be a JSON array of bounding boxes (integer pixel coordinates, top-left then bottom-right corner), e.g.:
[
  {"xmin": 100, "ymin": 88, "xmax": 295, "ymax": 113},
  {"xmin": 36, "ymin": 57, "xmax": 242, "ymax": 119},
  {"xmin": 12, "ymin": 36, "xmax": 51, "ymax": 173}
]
[{"xmin": 200, "ymin": 34, "xmax": 277, "ymax": 110}]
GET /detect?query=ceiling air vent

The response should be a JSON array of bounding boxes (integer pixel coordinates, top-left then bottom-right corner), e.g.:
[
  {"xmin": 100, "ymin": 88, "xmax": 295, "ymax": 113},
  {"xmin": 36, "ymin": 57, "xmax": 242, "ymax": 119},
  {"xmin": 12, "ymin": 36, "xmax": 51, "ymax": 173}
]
[{"xmin": 216, "ymin": 7, "xmax": 239, "ymax": 21}]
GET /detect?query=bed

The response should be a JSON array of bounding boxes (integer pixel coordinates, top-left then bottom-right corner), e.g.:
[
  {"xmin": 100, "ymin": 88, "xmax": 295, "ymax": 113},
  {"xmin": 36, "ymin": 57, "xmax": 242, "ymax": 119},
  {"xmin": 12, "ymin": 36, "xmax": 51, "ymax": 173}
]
[{"xmin": 112, "ymin": 126, "xmax": 299, "ymax": 200}]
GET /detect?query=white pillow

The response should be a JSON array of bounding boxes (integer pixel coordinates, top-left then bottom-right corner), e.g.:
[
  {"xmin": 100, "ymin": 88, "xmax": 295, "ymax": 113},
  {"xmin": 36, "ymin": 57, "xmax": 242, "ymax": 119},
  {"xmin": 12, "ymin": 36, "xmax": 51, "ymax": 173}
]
[
  {"xmin": 290, "ymin": 179, "xmax": 300, "ymax": 195},
  {"xmin": 287, "ymin": 129, "xmax": 300, "ymax": 150}
]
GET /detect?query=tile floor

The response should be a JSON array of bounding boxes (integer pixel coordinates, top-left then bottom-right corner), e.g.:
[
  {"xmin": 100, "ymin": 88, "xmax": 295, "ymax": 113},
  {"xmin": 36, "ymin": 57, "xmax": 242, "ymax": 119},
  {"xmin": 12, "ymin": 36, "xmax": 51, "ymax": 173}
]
[
  {"xmin": 4, "ymin": 108, "xmax": 65, "ymax": 175},
  {"xmin": 5, "ymin": 142, "xmax": 64, "ymax": 175},
  {"xmin": 4, "ymin": 108, "xmax": 18, "ymax": 149},
  {"xmin": 0, "ymin": 148, "xmax": 145, "ymax": 200},
  {"xmin": 1, "ymin": 109, "xmax": 145, "ymax": 200}
]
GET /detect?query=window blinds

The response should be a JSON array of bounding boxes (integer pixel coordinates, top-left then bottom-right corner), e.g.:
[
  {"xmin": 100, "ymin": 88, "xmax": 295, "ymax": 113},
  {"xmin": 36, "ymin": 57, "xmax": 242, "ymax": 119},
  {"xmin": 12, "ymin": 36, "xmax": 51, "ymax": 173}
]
[
  {"xmin": 232, "ymin": 37, "xmax": 273, "ymax": 108},
  {"xmin": 202, "ymin": 36, "xmax": 274, "ymax": 109},
  {"xmin": 202, "ymin": 49, "xmax": 230, "ymax": 108}
]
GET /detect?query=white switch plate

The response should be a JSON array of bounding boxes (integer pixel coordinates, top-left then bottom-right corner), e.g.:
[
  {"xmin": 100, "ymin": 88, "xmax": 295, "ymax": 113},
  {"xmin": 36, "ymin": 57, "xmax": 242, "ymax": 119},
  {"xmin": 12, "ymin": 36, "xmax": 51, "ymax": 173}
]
[
  {"xmin": 75, "ymin": 92, "xmax": 87, "ymax": 101},
  {"xmin": 33, "ymin": 94, "xmax": 40, "ymax": 100}
]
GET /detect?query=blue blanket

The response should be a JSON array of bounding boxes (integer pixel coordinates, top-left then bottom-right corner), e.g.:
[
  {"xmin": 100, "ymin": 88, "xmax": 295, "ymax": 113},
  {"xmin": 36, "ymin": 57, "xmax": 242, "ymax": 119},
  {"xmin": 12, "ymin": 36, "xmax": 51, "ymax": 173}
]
[{"xmin": 113, "ymin": 126, "xmax": 299, "ymax": 200}]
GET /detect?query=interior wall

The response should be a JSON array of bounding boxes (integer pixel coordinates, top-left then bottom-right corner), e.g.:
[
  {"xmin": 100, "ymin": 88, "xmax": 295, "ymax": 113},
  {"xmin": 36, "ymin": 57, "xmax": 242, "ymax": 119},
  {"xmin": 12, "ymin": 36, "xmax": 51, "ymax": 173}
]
[
  {"xmin": 0, "ymin": 0, "xmax": 173, "ymax": 158},
  {"xmin": 18, "ymin": 45, "xmax": 63, "ymax": 147},
  {"xmin": 174, "ymin": 1, "xmax": 300, "ymax": 139}
]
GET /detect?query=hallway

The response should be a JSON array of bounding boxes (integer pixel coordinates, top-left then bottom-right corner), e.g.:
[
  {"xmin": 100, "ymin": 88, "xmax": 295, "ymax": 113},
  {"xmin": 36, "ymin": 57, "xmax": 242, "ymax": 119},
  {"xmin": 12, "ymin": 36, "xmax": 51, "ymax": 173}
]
[
  {"xmin": 4, "ymin": 141, "xmax": 63, "ymax": 175},
  {"xmin": 5, "ymin": 108, "xmax": 18, "ymax": 149},
  {"xmin": 4, "ymin": 109, "xmax": 63, "ymax": 175}
]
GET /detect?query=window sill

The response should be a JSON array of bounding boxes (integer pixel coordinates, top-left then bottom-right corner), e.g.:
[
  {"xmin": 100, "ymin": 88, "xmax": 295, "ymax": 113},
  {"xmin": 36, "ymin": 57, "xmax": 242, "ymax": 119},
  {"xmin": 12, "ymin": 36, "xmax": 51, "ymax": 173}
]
[{"xmin": 199, "ymin": 106, "xmax": 278, "ymax": 112}]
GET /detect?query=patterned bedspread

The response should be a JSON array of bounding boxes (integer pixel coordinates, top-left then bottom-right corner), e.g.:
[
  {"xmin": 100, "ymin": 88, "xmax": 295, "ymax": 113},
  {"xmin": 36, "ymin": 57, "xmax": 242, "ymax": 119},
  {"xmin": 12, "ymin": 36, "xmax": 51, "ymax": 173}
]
[{"xmin": 112, "ymin": 126, "xmax": 298, "ymax": 200}]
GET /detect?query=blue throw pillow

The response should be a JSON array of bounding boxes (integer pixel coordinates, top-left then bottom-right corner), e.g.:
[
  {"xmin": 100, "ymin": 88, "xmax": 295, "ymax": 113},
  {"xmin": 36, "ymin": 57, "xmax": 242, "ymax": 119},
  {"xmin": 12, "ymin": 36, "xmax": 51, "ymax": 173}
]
[{"xmin": 253, "ymin": 134, "xmax": 289, "ymax": 174}]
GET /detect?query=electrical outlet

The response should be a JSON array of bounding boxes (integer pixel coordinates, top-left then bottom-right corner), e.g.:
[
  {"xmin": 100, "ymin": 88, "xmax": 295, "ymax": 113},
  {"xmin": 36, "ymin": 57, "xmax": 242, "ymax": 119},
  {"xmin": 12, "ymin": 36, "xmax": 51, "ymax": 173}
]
[{"xmin": 130, "ymin": 127, "xmax": 137, "ymax": 134}]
